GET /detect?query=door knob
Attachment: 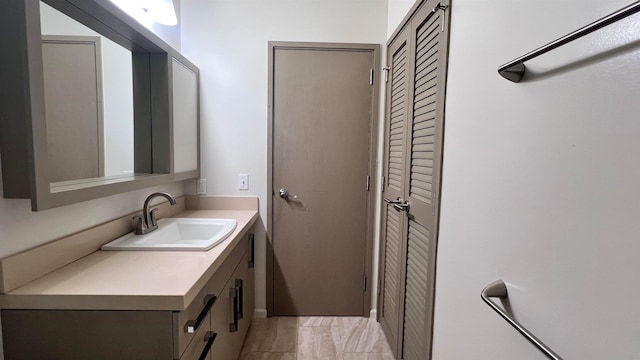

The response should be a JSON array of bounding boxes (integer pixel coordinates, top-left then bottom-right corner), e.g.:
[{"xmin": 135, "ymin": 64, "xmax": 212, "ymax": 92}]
[{"xmin": 279, "ymin": 188, "xmax": 298, "ymax": 200}]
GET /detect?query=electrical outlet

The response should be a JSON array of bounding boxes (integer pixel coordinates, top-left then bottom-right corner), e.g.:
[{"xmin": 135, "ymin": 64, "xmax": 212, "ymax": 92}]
[
  {"xmin": 238, "ymin": 174, "xmax": 249, "ymax": 190},
  {"xmin": 197, "ymin": 179, "xmax": 207, "ymax": 194}
]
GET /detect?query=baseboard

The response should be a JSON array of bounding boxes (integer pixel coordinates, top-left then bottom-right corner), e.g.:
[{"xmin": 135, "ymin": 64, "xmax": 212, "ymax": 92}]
[
  {"xmin": 252, "ymin": 308, "xmax": 374, "ymax": 319},
  {"xmin": 253, "ymin": 308, "xmax": 268, "ymax": 318}
]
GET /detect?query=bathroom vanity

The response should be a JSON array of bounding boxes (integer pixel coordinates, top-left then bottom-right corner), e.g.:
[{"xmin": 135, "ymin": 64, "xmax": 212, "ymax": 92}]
[{"xmin": 0, "ymin": 199, "xmax": 258, "ymax": 360}]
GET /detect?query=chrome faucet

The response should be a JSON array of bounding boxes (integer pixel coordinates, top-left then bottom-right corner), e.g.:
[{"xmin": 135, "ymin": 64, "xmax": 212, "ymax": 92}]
[{"xmin": 133, "ymin": 192, "xmax": 176, "ymax": 235}]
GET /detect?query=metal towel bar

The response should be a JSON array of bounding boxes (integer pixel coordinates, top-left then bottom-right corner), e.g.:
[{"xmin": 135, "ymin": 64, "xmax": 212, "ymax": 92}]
[
  {"xmin": 498, "ymin": 1, "xmax": 640, "ymax": 82},
  {"xmin": 481, "ymin": 280, "xmax": 563, "ymax": 360}
]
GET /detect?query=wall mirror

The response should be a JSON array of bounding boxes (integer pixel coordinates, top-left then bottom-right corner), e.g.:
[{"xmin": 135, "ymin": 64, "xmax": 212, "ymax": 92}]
[
  {"xmin": 0, "ymin": 0, "xmax": 199, "ymax": 211},
  {"xmin": 40, "ymin": 2, "xmax": 136, "ymax": 185}
]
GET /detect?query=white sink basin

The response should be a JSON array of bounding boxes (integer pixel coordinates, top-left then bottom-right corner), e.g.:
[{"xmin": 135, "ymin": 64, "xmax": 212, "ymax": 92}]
[{"xmin": 101, "ymin": 218, "xmax": 237, "ymax": 251}]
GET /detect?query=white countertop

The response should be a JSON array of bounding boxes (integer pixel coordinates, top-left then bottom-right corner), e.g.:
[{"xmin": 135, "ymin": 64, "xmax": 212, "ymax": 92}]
[{"xmin": 0, "ymin": 209, "xmax": 258, "ymax": 311}]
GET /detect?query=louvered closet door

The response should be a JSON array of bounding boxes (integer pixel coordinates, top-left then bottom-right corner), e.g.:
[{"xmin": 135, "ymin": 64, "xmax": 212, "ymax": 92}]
[
  {"xmin": 401, "ymin": 2, "xmax": 449, "ymax": 359},
  {"xmin": 379, "ymin": 25, "xmax": 411, "ymax": 358},
  {"xmin": 379, "ymin": 0, "xmax": 450, "ymax": 359}
]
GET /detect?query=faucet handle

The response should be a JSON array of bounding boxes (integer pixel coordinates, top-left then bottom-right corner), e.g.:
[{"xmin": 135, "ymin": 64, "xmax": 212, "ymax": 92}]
[
  {"xmin": 149, "ymin": 208, "xmax": 160, "ymax": 227},
  {"xmin": 132, "ymin": 215, "xmax": 145, "ymax": 235}
]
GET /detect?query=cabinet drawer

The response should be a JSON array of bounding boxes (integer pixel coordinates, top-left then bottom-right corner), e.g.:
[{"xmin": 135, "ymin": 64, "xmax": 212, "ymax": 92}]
[
  {"xmin": 173, "ymin": 235, "xmax": 248, "ymax": 358},
  {"xmin": 179, "ymin": 314, "xmax": 216, "ymax": 360}
]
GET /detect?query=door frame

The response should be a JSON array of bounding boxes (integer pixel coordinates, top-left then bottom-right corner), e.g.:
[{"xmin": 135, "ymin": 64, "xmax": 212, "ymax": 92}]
[{"xmin": 267, "ymin": 41, "xmax": 381, "ymax": 316}]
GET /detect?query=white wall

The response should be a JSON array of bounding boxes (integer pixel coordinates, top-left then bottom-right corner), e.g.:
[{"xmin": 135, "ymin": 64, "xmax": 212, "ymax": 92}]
[
  {"xmin": 387, "ymin": 0, "xmax": 415, "ymax": 37},
  {"xmin": 180, "ymin": 0, "xmax": 388, "ymax": 317},
  {"xmin": 431, "ymin": 0, "xmax": 640, "ymax": 359},
  {"xmin": 0, "ymin": 182, "xmax": 185, "ymax": 259}
]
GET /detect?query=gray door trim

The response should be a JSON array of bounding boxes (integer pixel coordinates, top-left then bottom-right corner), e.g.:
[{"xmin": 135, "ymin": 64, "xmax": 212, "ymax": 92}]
[{"xmin": 267, "ymin": 41, "xmax": 380, "ymax": 317}]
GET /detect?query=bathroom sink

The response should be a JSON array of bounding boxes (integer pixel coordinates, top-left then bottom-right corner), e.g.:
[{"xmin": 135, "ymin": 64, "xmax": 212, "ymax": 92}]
[{"xmin": 101, "ymin": 218, "xmax": 237, "ymax": 251}]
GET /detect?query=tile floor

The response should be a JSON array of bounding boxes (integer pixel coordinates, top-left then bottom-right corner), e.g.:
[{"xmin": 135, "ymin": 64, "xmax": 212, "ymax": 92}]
[{"xmin": 240, "ymin": 317, "xmax": 395, "ymax": 360}]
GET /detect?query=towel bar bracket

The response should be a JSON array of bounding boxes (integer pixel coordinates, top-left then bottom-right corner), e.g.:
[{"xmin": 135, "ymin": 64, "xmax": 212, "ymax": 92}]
[
  {"xmin": 481, "ymin": 280, "xmax": 563, "ymax": 360},
  {"xmin": 498, "ymin": 0, "xmax": 640, "ymax": 82}
]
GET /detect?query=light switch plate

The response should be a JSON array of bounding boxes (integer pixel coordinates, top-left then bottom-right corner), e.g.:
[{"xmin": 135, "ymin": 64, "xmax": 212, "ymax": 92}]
[
  {"xmin": 197, "ymin": 179, "xmax": 207, "ymax": 194},
  {"xmin": 238, "ymin": 174, "xmax": 249, "ymax": 190}
]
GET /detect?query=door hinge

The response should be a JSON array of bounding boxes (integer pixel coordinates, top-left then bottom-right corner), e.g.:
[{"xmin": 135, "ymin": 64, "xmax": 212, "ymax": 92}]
[
  {"xmin": 378, "ymin": 278, "xmax": 382, "ymax": 295},
  {"xmin": 382, "ymin": 66, "xmax": 391, "ymax": 82},
  {"xmin": 369, "ymin": 68, "xmax": 374, "ymax": 85},
  {"xmin": 432, "ymin": 190, "xmax": 437, "ymax": 215},
  {"xmin": 382, "ymin": 175, "xmax": 386, "ymax": 190},
  {"xmin": 432, "ymin": 3, "xmax": 448, "ymax": 32},
  {"xmin": 363, "ymin": 275, "xmax": 367, "ymax": 291},
  {"xmin": 366, "ymin": 175, "xmax": 371, "ymax": 191}
]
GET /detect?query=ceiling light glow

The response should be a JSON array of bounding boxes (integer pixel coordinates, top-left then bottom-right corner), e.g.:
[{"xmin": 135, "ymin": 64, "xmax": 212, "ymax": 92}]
[{"xmin": 110, "ymin": 0, "xmax": 177, "ymax": 27}]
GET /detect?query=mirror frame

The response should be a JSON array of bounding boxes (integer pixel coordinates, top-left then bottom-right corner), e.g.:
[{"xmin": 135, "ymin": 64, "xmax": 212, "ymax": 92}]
[
  {"xmin": 0, "ymin": 0, "xmax": 199, "ymax": 211},
  {"xmin": 170, "ymin": 54, "xmax": 201, "ymax": 182}
]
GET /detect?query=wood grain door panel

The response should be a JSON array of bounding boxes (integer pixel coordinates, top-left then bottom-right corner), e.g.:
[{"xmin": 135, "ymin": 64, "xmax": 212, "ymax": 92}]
[
  {"xmin": 272, "ymin": 46, "xmax": 374, "ymax": 316},
  {"xmin": 42, "ymin": 36, "xmax": 104, "ymax": 183}
]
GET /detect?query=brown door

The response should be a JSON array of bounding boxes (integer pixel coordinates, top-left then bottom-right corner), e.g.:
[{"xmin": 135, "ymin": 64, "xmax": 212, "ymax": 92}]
[
  {"xmin": 270, "ymin": 44, "xmax": 376, "ymax": 316},
  {"xmin": 379, "ymin": 25, "xmax": 411, "ymax": 350},
  {"xmin": 379, "ymin": 1, "xmax": 450, "ymax": 358},
  {"xmin": 42, "ymin": 35, "xmax": 104, "ymax": 183}
]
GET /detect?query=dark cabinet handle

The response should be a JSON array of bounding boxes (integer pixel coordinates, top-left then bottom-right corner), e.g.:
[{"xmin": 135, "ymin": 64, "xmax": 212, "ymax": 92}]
[
  {"xmin": 185, "ymin": 294, "xmax": 217, "ymax": 334},
  {"xmin": 198, "ymin": 331, "xmax": 217, "ymax": 360},
  {"xmin": 248, "ymin": 234, "xmax": 255, "ymax": 268},
  {"xmin": 235, "ymin": 279, "xmax": 244, "ymax": 320},
  {"xmin": 229, "ymin": 286, "xmax": 239, "ymax": 332}
]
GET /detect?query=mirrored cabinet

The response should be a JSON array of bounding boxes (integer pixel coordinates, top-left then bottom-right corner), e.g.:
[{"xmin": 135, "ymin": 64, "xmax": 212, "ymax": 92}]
[
  {"xmin": 0, "ymin": 0, "xmax": 200, "ymax": 211},
  {"xmin": 171, "ymin": 56, "xmax": 200, "ymax": 180}
]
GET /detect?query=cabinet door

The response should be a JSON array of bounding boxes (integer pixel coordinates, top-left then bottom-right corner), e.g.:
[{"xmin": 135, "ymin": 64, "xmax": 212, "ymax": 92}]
[
  {"xmin": 211, "ymin": 268, "xmax": 237, "ymax": 358},
  {"xmin": 211, "ymin": 252, "xmax": 253, "ymax": 360},
  {"xmin": 233, "ymin": 252, "xmax": 253, "ymax": 352},
  {"xmin": 1, "ymin": 310, "xmax": 174, "ymax": 360}
]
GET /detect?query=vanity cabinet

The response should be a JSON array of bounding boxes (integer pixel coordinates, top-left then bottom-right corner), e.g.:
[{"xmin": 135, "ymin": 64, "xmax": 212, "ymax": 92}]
[{"xmin": 1, "ymin": 233, "xmax": 255, "ymax": 360}]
